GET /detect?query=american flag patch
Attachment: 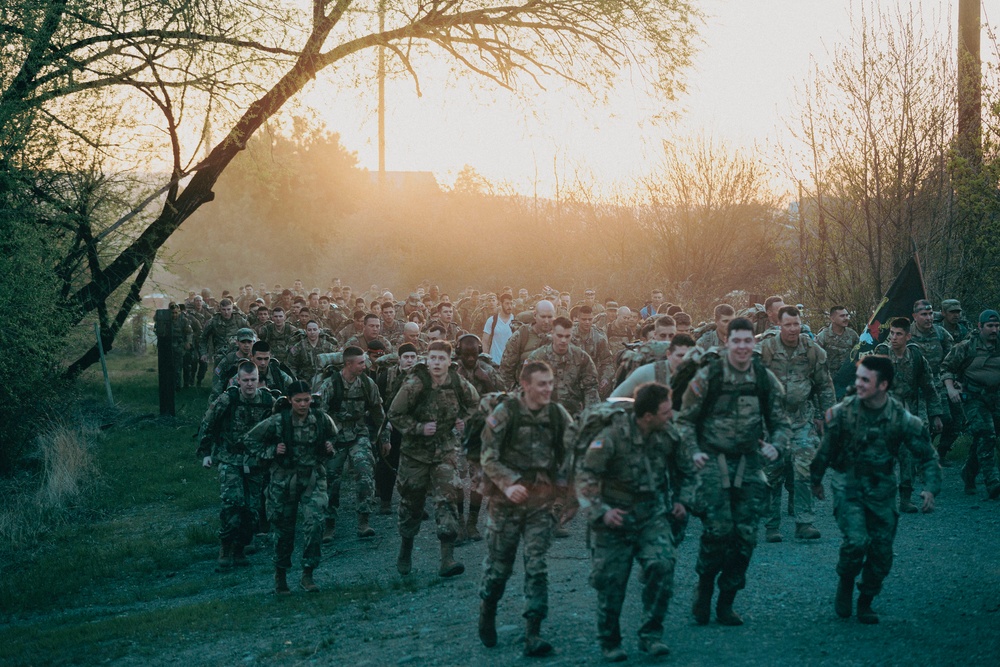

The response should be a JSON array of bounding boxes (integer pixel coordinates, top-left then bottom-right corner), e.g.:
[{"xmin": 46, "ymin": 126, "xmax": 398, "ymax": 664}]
[
  {"xmin": 486, "ymin": 416, "xmax": 498, "ymax": 428},
  {"xmin": 689, "ymin": 379, "xmax": 702, "ymax": 397},
  {"xmin": 589, "ymin": 440, "xmax": 603, "ymax": 449}
]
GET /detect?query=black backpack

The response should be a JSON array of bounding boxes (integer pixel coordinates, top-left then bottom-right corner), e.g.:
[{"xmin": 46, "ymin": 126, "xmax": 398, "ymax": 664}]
[{"xmin": 671, "ymin": 351, "xmax": 774, "ymax": 434}]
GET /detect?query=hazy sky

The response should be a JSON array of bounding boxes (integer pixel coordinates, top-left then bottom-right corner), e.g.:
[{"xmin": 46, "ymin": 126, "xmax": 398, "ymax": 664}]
[{"xmin": 300, "ymin": 0, "xmax": 990, "ymax": 196}]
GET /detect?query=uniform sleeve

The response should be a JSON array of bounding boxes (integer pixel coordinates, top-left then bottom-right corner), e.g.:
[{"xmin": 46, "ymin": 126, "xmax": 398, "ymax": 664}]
[
  {"xmin": 674, "ymin": 366, "xmax": 711, "ymax": 456},
  {"xmin": 575, "ymin": 425, "xmax": 617, "ymax": 525},
  {"xmin": 810, "ymin": 346, "xmax": 836, "ymax": 418},
  {"xmin": 667, "ymin": 428, "xmax": 700, "ymax": 507},
  {"xmin": 458, "ymin": 377, "xmax": 481, "ymax": 421},
  {"xmin": 595, "ymin": 336, "xmax": 614, "ymax": 385},
  {"xmin": 580, "ymin": 353, "xmax": 600, "ymax": 409},
  {"xmin": 940, "ymin": 340, "xmax": 969, "ymax": 383},
  {"xmin": 498, "ymin": 329, "xmax": 524, "ymax": 389},
  {"xmin": 918, "ymin": 355, "xmax": 944, "ymax": 417},
  {"xmin": 196, "ymin": 393, "xmax": 230, "ymax": 458},
  {"xmin": 480, "ymin": 402, "xmax": 522, "ymax": 492},
  {"xmin": 366, "ymin": 377, "xmax": 387, "ymax": 438},
  {"xmin": 242, "ymin": 414, "xmax": 280, "ymax": 460},
  {"xmin": 902, "ymin": 413, "xmax": 941, "ymax": 496},
  {"xmin": 811, "ymin": 404, "xmax": 843, "ymax": 485},
  {"xmin": 764, "ymin": 369, "xmax": 792, "ymax": 453},
  {"xmin": 387, "ymin": 375, "xmax": 423, "ymax": 435}
]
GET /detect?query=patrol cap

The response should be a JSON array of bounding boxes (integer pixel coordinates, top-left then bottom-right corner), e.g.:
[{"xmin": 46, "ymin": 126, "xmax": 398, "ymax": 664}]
[
  {"xmin": 942, "ymin": 299, "xmax": 961, "ymax": 313},
  {"xmin": 913, "ymin": 299, "xmax": 933, "ymax": 314},
  {"xmin": 979, "ymin": 310, "xmax": 1000, "ymax": 324},
  {"xmin": 236, "ymin": 327, "xmax": 256, "ymax": 341}
]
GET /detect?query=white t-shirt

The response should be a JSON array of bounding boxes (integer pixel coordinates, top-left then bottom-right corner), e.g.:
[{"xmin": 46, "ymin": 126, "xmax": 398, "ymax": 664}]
[{"xmin": 484, "ymin": 314, "xmax": 514, "ymax": 364}]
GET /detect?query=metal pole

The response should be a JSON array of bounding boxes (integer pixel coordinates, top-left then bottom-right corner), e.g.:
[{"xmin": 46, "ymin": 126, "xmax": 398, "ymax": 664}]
[{"xmin": 94, "ymin": 322, "xmax": 114, "ymax": 407}]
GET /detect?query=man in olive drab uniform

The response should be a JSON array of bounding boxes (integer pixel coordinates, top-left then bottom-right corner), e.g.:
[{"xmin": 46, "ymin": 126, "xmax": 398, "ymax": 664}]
[
  {"xmin": 477, "ymin": 360, "xmax": 573, "ymax": 657},
  {"xmin": 909, "ymin": 299, "xmax": 958, "ymax": 462},
  {"xmin": 288, "ymin": 320, "xmax": 338, "ymax": 383},
  {"xmin": 811, "ymin": 355, "xmax": 940, "ymax": 624},
  {"xmin": 696, "ymin": 304, "xmax": 735, "ymax": 352},
  {"xmin": 374, "ymin": 344, "xmax": 420, "ymax": 514},
  {"xmin": 577, "ymin": 383, "xmax": 699, "ymax": 661},
  {"xmin": 758, "ymin": 306, "xmax": 835, "ymax": 542},
  {"xmin": 388, "ymin": 341, "xmax": 480, "ymax": 577},
  {"xmin": 816, "ymin": 305, "xmax": 860, "ymax": 400},
  {"xmin": 197, "ymin": 362, "xmax": 276, "ymax": 570},
  {"xmin": 380, "ymin": 301, "xmax": 406, "ymax": 345},
  {"xmin": 210, "ymin": 328, "xmax": 257, "ymax": 402},
  {"xmin": 499, "ymin": 299, "xmax": 556, "ymax": 389},
  {"xmin": 243, "ymin": 380, "xmax": 337, "ymax": 594},
  {"xmin": 676, "ymin": 317, "xmax": 790, "ymax": 627},
  {"xmin": 528, "ymin": 317, "xmax": 600, "ymax": 417},
  {"xmin": 259, "ymin": 307, "xmax": 298, "ymax": 366},
  {"xmin": 166, "ymin": 302, "xmax": 193, "ymax": 390},
  {"xmin": 942, "ymin": 309, "xmax": 1000, "ymax": 499},
  {"xmin": 606, "ymin": 307, "xmax": 635, "ymax": 357},
  {"xmin": 344, "ymin": 313, "xmax": 394, "ymax": 355},
  {"xmin": 200, "ymin": 298, "xmax": 248, "ymax": 366},
  {"xmin": 572, "ymin": 306, "xmax": 614, "ymax": 397},
  {"xmin": 316, "ymin": 346, "xmax": 386, "ymax": 541},
  {"xmin": 874, "ymin": 318, "xmax": 943, "ymax": 512},
  {"xmin": 940, "ymin": 299, "xmax": 971, "ymax": 342}
]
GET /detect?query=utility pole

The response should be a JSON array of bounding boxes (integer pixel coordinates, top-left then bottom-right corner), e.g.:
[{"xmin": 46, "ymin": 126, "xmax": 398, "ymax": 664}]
[{"xmin": 957, "ymin": 0, "xmax": 981, "ymax": 166}]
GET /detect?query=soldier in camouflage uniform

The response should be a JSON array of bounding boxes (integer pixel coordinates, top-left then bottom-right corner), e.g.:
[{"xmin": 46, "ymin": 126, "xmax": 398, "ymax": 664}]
[
  {"xmin": 499, "ymin": 299, "xmax": 555, "ymax": 389},
  {"xmin": 288, "ymin": 320, "xmax": 338, "ymax": 383},
  {"xmin": 758, "ymin": 306, "xmax": 835, "ymax": 542},
  {"xmin": 316, "ymin": 346, "xmax": 386, "ymax": 541},
  {"xmin": 572, "ymin": 305, "xmax": 615, "ymax": 397},
  {"xmin": 610, "ymin": 334, "xmax": 696, "ymax": 399},
  {"xmin": 210, "ymin": 328, "xmax": 257, "ymax": 401},
  {"xmin": 675, "ymin": 318, "xmax": 791, "ymax": 627},
  {"xmin": 388, "ymin": 341, "xmax": 480, "ymax": 577},
  {"xmin": 696, "ymin": 304, "xmax": 735, "ymax": 352},
  {"xmin": 606, "ymin": 306, "xmax": 636, "ymax": 357},
  {"xmin": 939, "ymin": 299, "xmax": 970, "ymax": 342},
  {"xmin": 374, "ymin": 343, "xmax": 419, "ymax": 513},
  {"xmin": 243, "ymin": 380, "xmax": 337, "ymax": 594},
  {"xmin": 942, "ymin": 309, "xmax": 1000, "ymax": 499},
  {"xmin": 258, "ymin": 306, "xmax": 298, "ymax": 366},
  {"xmin": 527, "ymin": 317, "xmax": 600, "ymax": 417},
  {"xmin": 909, "ymin": 299, "xmax": 958, "ymax": 461},
  {"xmin": 197, "ymin": 362, "xmax": 276, "ymax": 570},
  {"xmin": 167, "ymin": 303, "xmax": 193, "ymax": 390},
  {"xmin": 186, "ymin": 296, "xmax": 212, "ymax": 386},
  {"xmin": 874, "ymin": 318, "xmax": 944, "ymax": 512},
  {"xmin": 424, "ymin": 301, "xmax": 466, "ymax": 342},
  {"xmin": 380, "ymin": 302, "xmax": 406, "ymax": 345},
  {"xmin": 576, "ymin": 383, "xmax": 699, "ymax": 661},
  {"xmin": 344, "ymin": 313, "xmax": 394, "ymax": 355},
  {"xmin": 200, "ymin": 298, "xmax": 248, "ymax": 366},
  {"xmin": 811, "ymin": 355, "xmax": 940, "ymax": 624},
  {"xmin": 477, "ymin": 360, "xmax": 573, "ymax": 657},
  {"xmin": 815, "ymin": 305, "xmax": 860, "ymax": 400}
]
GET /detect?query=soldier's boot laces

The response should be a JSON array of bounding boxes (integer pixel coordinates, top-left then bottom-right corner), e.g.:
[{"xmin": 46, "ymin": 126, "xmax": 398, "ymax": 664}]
[
  {"xmin": 300, "ymin": 567, "xmax": 319, "ymax": 593},
  {"xmin": 357, "ymin": 513, "xmax": 375, "ymax": 538},
  {"xmin": 397, "ymin": 536, "xmax": 414, "ymax": 575},
  {"xmin": 438, "ymin": 538, "xmax": 465, "ymax": 577},
  {"xmin": 273, "ymin": 567, "xmax": 291, "ymax": 595},
  {"xmin": 692, "ymin": 575, "xmax": 714, "ymax": 625},
  {"xmin": 856, "ymin": 594, "xmax": 879, "ymax": 624},
  {"xmin": 215, "ymin": 542, "xmax": 233, "ymax": 572},
  {"xmin": 231, "ymin": 543, "xmax": 250, "ymax": 567},
  {"xmin": 523, "ymin": 616, "xmax": 553, "ymax": 657},
  {"xmin": 835, "ymin": 576, "xmax": 855, "ymax": 619},
  {"xmin": 322, "ymin": 518, "xmax": 336, "ymax": 544},
  {"xmin": 898, "ymin": 487, "xmax": 918, "ymax": 514},
  {"xmin": 715, "ymin": 589, "xmax": 744, "ymax": 626},
  {"xmin": 478, "ymin": 599, "xmax": 498, "ymax": 648},
  {"xmin": 638, "ymin": 637, "xmax": 670, "ymax": 657},
  {"xmin": 795, "ymin": 523, "xmax": 821, "ymax": 539},
  {"xmin": 601, "ymin": 645, "xmax": 628, "ymax": 662}
]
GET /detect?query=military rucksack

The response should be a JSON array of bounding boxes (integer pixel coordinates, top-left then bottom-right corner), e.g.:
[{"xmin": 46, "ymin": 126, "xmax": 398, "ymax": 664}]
[
  {"xmin": 569, "ymin": 398, "xmax": 634, "ymax": 461},
  {"xmin": 271, "ymin": 398, "xmax": 334, "ymax": 462},
  {"xmin": 462, "ymin": 392, "xmax": 512, "ymax": 461},
  {"xmin": 670, "ymin": 349, "xmax": 774, "ymax": 434},
  {"xmin": 410, "ymin": 362, "xmax": 472, "ymax": 414},
  {"xmin": 613, "ymin": 340, "xmax": 672, "ymax": 388}
]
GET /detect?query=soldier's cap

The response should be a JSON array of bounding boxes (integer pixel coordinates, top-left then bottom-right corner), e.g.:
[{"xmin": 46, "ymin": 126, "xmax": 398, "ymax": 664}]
[
  {"xmin": 942, "ymin": 299, "xmax": 961, "ymax": 313},
  {"xmin": 236, "ymin": 328, "xmax": 256, "ymax": 341},
  {"xmin": 912, "ymin": 299, "xmax": 933, "ymax": 314},
  {"xmin": 606, "ymin": 301, "xmax": 619, "ymax": 308},
  {"xmin": 979, "ymin": 310, "xmax": 1000, "ymax": 324}
]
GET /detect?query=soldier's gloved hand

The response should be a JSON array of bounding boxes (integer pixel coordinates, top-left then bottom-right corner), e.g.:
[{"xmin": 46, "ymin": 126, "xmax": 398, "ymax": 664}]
[
  {"xmin": 603, "ymin": 508, "xmax": 627, "ymax": 528},
  {"xmin": 670, "ymin": 502, "xmax": 687, "ymax": 520},
  {"xmin": 759, "ymin": 440, "xmax": 779, "ymax": 462},
  {"xmin": 692, "ymin": 452, "xmax": 709, "ymax": 470},
  {"xmin": 932, "ymin": 416, "xmax": 943, "ymax": 435},
  {"xmin": 812, "ymin": 484, "xmax": 825, "ymax": 501},
  {"xmin": 202, "ymin": 456, "xmax": 213, "ymax": 468},
  {"xmin": 504, "ymin": 483, "xmax": 529, "ymax": 504},
  {"xmin": 920, "ymin": 491, "xmax": 935, "ymax": 513}
]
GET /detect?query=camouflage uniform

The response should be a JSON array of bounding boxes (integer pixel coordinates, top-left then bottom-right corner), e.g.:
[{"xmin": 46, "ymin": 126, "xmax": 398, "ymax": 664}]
[
  {"xmin": 816, "ymin": 325, "xmax": 860, "ymax": 399},
  {"xmin": 675, "ymin": 358, "xmax": 791, "ymax": 594},
  {"xmin": 479, "ymin": 393, "xmax": 573, "ymax": 622},
  {"xmin": 186, "ymin": 307, "xmax": 211, "ymax": 385},
  {"xmin": 210, "ymin": 350, "xmax": 252, "ymax": 401},
  {"xmin": 576, "ymin": 412, "xmax": 698, "ymax": 651},
  {"xmin": 387, "ymin": 368, "xmax": 480, "ymax": 540},
  {"xmin": 572, "ymin": 325, "xmax": 614, "ymax": 393},
  {"xmin": 940, "ymin": 319, "xmax": 970, "ymax": 343},
  {"xmin": 605, "ymin": 320, "xmax": 634, "ymax": 357},
  {"xmin": 810, "ymin": 395, "xmax": 940, "ymax": 598},
  {"xmin": 757, "ymin": 335, "xmax": 835, "ymax": 532},
  {"xmin": 243, "ymin": 408, "xmax": 337, "ymax": 570},
  {"xmin": 197, "ymin": 387, "xmax": 276, "ymax": 548},
  {"xmin": 527, "ymin": 343, "xmax": 600, "ymax": 416},
  {"xmin": 259, "ymin": 321, "xmax": 299, "ymax": 365},
  {"xmin": 909, "ymin": 322, "xmax": 958, "ymax": 454},
  {"xmin": 941, "ymin": 333, "xmax": 1000, "ymax": 495},
  {"xmin": 498, "ymin": 326, "xmax": 552, "ymax": 389},
  {"xmin": 696, "ymin": 328, "xmax": 722, "ymax": 351},
  {"xmin": 170, "ymin": 313, "xmax": 193, "ymax": 389},
  {"xmin": 381, "ymin": 318, "xmax": 406, "ymax": 345},
  {"xmin": 873, "ymin": 343, "xmax": 943, "ymax": 501},
  {"xmin": 288, "ymin": 337, "xmax": 338, "ymax": 385},
  {"xmin": 201, "ymin": 312, "xmax": 249, "ymax": 363},
  {"xmin": 316, "ymin": 372, "xmax": 384, "ymax": 525},
  {"xmin": 343, "ymin": 333, "xmax": 394, "ymax": 355}
]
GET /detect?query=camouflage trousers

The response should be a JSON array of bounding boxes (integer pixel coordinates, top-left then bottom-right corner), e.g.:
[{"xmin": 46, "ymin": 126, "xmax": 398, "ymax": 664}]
[
  {"xmin": 395, "ymin": 450, "xmax": 461, "ymax": 540},
  {"xmin": 267, "ymin": 465, "xmax": 328, "ymax": 570},
  {"xmin": 217, "ymin": 463, "xmax": 265, "ymax": 547},
  {"xmin": 962, "ymin": 392, "xmax": 1000, "ymax": 488},
  {"xmin": 589, "ymin": 513, "xmax": 676, "ymax": 649},
  {"xmin": 764, "ymin": 422, "xmax": 818, "ymax": 528},
  {"xmin": 325, "ymin": 437, "xmax": 376, "ymax": 522},
  {"xmin": 830, "ymin": 471, "xmax": 898, "ymax": 597},
  {"xmin": 693, "ymin": 454, "xmax": 768, "ymax": 592},
  {"xmin": 479, "ymin": 494, "xmax": 557, "ymax": 620}
]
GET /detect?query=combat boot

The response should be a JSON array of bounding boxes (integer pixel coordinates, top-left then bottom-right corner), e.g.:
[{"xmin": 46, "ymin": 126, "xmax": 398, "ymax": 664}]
[
  {"xmin": 835, "ymin": 575, "xmax": 854, "ymax": 618},
  {"xmin": 898, "ymin": 486, "xmax": 918, "ymax": 513},
  {"xmin": 638, "ymin": 637, "xmax": 670, "ymax": 657},
  {"xmin": 523, "ymin": 615, "xmax": 553, "ymax": 657},
  {"xmin": 856, "ymin": 594, "xmax": 879, "ymax": 624},
  {"xmin": 357, "ymin": 513, "xmax": 375, "ymax": 538},
  {"xmin": 465, "ymin": 510, "xmax": 482, "ymax": 542},
  {"xmin": 692, "ymin": 574, "xmax": 714, "ymax": 625},
  {"xmin": 300, "ymin": 566, "xmax": 319, "ymax": 593},
  {"xmin": 715, "ymin": 589, "xmax": 744, "ymax": 626},
  {"xmin": 478, "ymin": 599, "xmax": 498, "ymax": 648},
  {"xmin": 232, "ymin": 543, "xmax": 250, "ymax": 567},
  {"xmin": 322, "ymin": 518, "xmax": 336, "ymax": 543},
  {"xmin": 601, "ymin": 646, "xmax": 628, "ymax": 662},
  {"xmin": 379, "ymin": 498, "xmax": 393, "ymax": 515},
  {"xmin": 438, "ymin": 538, "xmax": 465, "ymax": 577},
  {"xmin": 215, "ymin": 542, "xmax": 233, "ymax": 572},
  {"xmin": 274, "ymin": 567, "xmax": 291, "ymax": 595},
  {"xmin": 795, "ymin": 523, "xmax": 821, "ymax": 539},
  {"xmin": 397, "ymin": 536, "xmax": 414, "ymax": 575}
]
